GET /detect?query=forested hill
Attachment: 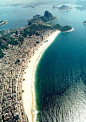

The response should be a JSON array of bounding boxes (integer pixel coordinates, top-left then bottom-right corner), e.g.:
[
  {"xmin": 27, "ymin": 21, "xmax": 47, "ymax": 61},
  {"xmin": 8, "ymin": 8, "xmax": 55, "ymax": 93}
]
[
  {"xmin": 28, "ymin": 11, "xmax": 57, "ymax": 24},
  {"xmin": 0, "ymin": 11, "xmax": 73, "ymax": 58}
]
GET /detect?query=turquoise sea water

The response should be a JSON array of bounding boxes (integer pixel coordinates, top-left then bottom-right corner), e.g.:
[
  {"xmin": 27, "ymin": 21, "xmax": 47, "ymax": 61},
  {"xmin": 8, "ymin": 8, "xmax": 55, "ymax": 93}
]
[
  {"xmin": 1, "ymin": 3, "xmax": 86, "ymax": 122},
  {"xmin": 35, "ymin": 5, "xmax": 86, "ymax": 122},
  {"xmin": 0, "ymin": 4, "xmax": 54, "ymax": 30}
]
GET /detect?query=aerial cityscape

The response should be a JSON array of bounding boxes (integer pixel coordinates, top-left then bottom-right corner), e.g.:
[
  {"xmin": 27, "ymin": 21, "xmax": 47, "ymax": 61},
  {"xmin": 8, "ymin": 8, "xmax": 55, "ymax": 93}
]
[{"xmin": 0, "ymin": 0, "xmax": 86, "ymax": 122}]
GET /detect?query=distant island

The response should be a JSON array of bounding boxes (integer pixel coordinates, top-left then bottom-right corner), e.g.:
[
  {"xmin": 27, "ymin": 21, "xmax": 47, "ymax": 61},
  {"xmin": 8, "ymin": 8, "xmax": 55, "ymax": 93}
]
[
  {"xmin": 75, "ymin": 1, "xmax": 86, "ymax": 10},
  {"xmin": 75, "ymin": 6, "xmax": 82, "ymax": 10},
  {"xmin": 75, "ymin": 6, "xmax": 86, "ymax": 10},
  {"xmin": 0, "ymin": 20, "xmax": 8, "ymax": 27},
  {"xmin": 83, "ymin": 21, "xmax": 86, "ymax": 25},
  {"xmin": 52, "ymin": 5, "xmax": 58, "ymax": 9},
  {"xmin": 58, "ymin": 5, "xmax": 71, "ymax": 11},
  {"xmin": 22, "ymin": 5, "xmax": 35, "ymax": 8},
  {"xmin": 6, "ymin": 3, "xmax": 22, "ymax": 6}
]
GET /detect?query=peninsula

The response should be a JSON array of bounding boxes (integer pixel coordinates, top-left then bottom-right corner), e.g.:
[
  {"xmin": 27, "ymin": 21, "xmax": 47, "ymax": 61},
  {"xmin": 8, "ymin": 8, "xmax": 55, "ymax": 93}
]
[
  {"xmin": 0, "ymin": 20, "xmax": 8, "ymax": 27},
  {"xmin": 0, "ymin": 11, "xmax": 73, "ymax": 122},
  {"xmin": 60, "ymin": 25, "xmax": 74, "ymax": 32},
  {"xmin": 0, "ymin": 11, "xmax": 73, "ymax": 59}
]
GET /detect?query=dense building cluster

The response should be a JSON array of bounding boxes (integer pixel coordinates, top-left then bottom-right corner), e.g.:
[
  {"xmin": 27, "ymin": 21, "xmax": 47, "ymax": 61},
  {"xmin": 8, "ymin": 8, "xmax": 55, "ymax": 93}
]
[{"xmin": 0, "ymin": 29, "xmax": 54, "ymax": 122}]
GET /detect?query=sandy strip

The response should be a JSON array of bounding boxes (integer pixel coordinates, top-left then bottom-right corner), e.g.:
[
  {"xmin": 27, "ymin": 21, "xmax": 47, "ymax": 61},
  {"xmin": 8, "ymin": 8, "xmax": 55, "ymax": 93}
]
[{"xmin": 22, "ymin": 30, "xmax": 60, "ymax": 122}]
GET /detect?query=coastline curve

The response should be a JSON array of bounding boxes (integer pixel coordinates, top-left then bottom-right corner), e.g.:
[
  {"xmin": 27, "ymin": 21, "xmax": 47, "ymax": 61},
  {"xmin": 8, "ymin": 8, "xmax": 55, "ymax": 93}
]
[{"xmin": 22, "ymin": 30, "xmax": 60, "ymax": 122}]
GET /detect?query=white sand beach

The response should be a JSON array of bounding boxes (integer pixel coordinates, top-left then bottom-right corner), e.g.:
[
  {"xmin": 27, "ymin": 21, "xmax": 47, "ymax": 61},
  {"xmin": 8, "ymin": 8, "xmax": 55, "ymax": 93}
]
[{"xmin": 22, "ymin": 30, "xmax": 60, "ymax": 122}]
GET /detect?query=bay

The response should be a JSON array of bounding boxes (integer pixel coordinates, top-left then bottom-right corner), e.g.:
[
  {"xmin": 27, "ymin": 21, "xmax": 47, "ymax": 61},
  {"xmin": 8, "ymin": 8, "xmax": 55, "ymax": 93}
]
[
  {"xmin": 1, "ymin": 3, "xmax": 86, "ymax": 121},
  {"xmin": 35, "ymin": 5, "xmax": 86, "ymax": 122}
]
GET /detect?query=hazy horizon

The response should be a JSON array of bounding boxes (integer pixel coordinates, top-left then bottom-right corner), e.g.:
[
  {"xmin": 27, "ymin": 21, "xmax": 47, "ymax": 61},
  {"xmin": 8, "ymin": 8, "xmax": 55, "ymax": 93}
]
[{"xmin": 0, "ymin": 0, "xmax": 82, "ymax": 5}]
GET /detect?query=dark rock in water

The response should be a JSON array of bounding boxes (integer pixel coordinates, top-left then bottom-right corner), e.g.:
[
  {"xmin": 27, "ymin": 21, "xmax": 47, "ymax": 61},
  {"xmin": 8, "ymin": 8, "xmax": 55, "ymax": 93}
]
[{"xmin": 83, "ymin": 21, "xmax": 86, "ymax": 25}]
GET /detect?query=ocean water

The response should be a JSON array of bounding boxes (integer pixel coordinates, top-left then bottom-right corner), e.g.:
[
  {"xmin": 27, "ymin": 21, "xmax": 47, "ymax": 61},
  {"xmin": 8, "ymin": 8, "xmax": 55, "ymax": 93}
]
[
  {"xmin": 0, "ymin": 4, "xmax": 55, "ymax": 30},
  {"xmin": 35, "ymin": 6, "xmax": 86, "ymax": 122},
  {"xmin": 1, "ymin": 3, "xmax": 86, "ymax": 122},
  {"xmin": 0, "ymin": 4, "xmax": 78, "ymax": 30}
]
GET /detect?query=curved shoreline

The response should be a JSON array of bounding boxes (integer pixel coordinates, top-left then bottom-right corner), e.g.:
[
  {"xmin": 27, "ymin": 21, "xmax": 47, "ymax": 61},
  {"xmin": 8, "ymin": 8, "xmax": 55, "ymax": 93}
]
[
  {"xmin": 22, "ymin": 30, "xmax": 60, "ymax": 122},
  {"xmin": 62, "ymin": 27, "xmax": 74, "ymax": 33}
]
